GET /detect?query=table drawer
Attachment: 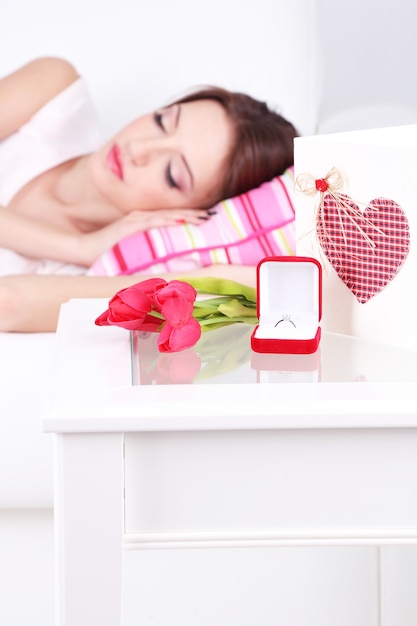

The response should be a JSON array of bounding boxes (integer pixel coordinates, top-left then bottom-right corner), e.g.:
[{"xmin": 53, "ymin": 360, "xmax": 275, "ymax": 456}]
[{"xmin": 124, "ymin": 428, "xmax": 417, "ymax": 538}]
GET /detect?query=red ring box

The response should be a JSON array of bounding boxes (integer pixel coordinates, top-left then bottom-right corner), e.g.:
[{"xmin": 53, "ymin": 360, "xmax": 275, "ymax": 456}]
[{"xmin": 251, "ymin": 256, "xmax": 322, "ymax": 354}]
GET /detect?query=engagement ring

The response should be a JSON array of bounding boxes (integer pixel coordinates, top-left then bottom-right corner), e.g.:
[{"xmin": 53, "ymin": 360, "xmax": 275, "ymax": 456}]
[{"xmin": 275, "ymin": 314, "xmax": 296, "ymax": 328}]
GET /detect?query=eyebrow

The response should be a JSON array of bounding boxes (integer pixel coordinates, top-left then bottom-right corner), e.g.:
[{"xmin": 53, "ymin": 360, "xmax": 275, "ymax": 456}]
[{"xmin": 176, "ymin": 105, "xmax": 194, "ymax": 191}]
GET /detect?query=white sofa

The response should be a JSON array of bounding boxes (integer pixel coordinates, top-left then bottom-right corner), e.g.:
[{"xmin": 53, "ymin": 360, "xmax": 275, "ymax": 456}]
[{"xmin": 1, "ymin": 1, "xmax": 417, "ymax": 624}]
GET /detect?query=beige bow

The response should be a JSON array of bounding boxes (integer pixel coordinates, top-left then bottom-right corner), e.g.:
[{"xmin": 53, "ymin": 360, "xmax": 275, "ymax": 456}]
[
  {"xmin": 295, "ymin": 167, "xmax": 344, "ymax": 197},
  {"xmin": 295, "ymin": 167, "xmax": 385, "ymax": 251}
]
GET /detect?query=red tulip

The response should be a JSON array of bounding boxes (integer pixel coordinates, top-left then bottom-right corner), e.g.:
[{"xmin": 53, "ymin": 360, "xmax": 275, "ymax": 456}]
[
  {"xmin": 95, "ymin": 276, "xmax": 258, "ymax": 355},
  {"xmin": 134, "ymin": 278, "xmax": 168, "ymax": 303},
  {"xmin": 154, "ymin": 280, "xmax": 197, "ymax": 328},
  {"xmin": 95, "ymin": 278, "xmax": 166, "ymax": 330},
  {"xmin": 158, "ymin": 317, "xmax": 202, "ymax": 353}
]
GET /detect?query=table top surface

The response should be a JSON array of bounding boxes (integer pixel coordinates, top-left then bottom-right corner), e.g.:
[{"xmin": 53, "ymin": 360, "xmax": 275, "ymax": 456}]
[{"xmin": 43, "ymin": 298, "xmax": 417, "ymax": 433}]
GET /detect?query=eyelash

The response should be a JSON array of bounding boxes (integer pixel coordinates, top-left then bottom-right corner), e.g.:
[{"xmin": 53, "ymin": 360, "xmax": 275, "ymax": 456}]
[
  {"xmin": 165, "ymin": 165, "xmax": 178, "ymax": 189},
  {"xmin": 154, "ymin": 112, "xmax": 164, "ymax": 130}
]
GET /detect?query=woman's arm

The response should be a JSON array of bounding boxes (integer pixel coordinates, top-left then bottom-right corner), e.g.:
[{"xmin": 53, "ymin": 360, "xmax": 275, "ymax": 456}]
[
  {"xmin": 0, "ymin": 205, "xmax": 87, "ymax": 264},
  {"xmin": 0, "ymin": 57, "xmax": 79, "ymax": 140},
  {"xmin": 0, "ymin": 265, "xmax": 256, "ymax": 332},
  {"xmin": 0, "ymin": 204, "xmax": 213, "ymax": 266}
]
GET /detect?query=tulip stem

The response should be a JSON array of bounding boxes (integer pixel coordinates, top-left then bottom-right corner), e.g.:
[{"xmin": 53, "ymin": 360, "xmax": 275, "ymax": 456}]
[
  {"xmin": 180, "ymin": 276, "xmax": 257, "ymax": 303},
  {"xmin": 199, "ymin": 316, "xmax": 257, "ymax": 328}
]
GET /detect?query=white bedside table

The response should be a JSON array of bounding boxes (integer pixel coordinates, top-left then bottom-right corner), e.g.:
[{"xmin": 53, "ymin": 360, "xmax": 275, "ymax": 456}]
[{"xmin": 44, "ymin": 298, "xmax": 417, "ymax": 626}]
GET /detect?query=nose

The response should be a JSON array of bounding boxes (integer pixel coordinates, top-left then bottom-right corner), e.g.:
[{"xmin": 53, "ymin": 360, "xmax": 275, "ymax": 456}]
[{"xmin": 128, "ymin": 138, "xmax": 167, "ymax": 166}]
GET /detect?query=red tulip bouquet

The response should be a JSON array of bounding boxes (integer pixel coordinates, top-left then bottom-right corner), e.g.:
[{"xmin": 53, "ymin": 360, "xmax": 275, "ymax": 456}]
[{"xmin": 95, "ymin": 276, "xmax": 258, "ymax": 353}]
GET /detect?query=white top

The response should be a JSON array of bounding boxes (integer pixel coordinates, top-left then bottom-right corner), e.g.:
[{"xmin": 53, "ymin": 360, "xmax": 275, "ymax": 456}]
[{"xmin": 0, "ymin": 77, "xmax": 103, "ymax": 275}]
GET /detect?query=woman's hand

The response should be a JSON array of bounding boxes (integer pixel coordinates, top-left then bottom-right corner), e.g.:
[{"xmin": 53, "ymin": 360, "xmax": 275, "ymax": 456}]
[
  {"xmin": 118, "ymin": 207, "xmax": 215, "ymax": 230},
  {"xmin": 82, "ymin": 207, "xmax": 215, "ymax": 265}
]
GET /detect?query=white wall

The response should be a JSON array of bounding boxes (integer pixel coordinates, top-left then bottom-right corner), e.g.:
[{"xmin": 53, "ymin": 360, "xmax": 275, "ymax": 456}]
[
  {"xmin": 3, "ymin": 0, "xmax": 416, "ymax": 134},
  {"xmin": 0, "ymin": 0, "xmax": 321, "ymax": 137},
  {"xmin": 317, "ymin": 0, "xmax": 417, "ymax": 129}
]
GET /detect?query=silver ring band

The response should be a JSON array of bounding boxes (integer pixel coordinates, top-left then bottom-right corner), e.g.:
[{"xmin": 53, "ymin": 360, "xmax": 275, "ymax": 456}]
[{"xmin": 275, "ymin": 314, "xmax": 296, "ymax": 328}]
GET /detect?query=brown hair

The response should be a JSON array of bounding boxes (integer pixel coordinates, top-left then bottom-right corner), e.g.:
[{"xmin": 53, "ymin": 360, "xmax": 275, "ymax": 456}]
[{"xmin": 173, "ymin": 86, "xmax": 298, "ymax": 204}]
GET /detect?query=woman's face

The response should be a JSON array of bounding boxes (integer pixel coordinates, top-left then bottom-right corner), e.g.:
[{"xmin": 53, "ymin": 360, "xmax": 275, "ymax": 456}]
[{"xmin": 90, "ymin": 99, "xmax": 233, "ymax": 213}]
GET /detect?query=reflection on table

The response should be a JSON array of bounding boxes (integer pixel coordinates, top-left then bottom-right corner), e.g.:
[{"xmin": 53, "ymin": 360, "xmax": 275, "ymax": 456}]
[{"xmin": 131, "ymin": 325, "xmax": 417, "ymax": 386}]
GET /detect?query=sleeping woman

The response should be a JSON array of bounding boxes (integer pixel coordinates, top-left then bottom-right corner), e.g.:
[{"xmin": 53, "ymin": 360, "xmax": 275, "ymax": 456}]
[{"xmin": 0, "ymin": 57, "xmax": 297, "ymax": 332}]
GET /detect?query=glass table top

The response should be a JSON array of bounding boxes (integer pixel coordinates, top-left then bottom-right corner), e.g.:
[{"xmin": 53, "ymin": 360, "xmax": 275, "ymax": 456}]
[{"xmin": 131, "ymin": 324, "xmax": 417, "ymax": 386}]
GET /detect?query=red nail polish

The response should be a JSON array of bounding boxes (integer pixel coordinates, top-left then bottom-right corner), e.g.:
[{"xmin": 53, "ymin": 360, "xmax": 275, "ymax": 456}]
[{"xmin": 176, "ymin": 219, "xmax": 186, "ymax": 224}]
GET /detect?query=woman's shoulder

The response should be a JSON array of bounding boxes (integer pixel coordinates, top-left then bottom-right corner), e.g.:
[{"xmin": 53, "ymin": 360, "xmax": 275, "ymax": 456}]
[
  {"xmin": 0, "ymin": 60, "xmax": 102, "ymax": 207},
  {"xmin": 0, "ymin": 57, "xmax": 80, "ymax": 140},
  {"xmin": 25, "ymin": 57, "xmax": 80, "ymax": 95},
  {"xmin": 13, "ymin": 57, "xmax": 81, "ymax": 109}
]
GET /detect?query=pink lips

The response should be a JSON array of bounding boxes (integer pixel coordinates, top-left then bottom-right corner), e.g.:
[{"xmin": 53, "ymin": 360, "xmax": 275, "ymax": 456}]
[{"xmin": 107, "ymin": 144, "xmax": 124, "ymax": 180}]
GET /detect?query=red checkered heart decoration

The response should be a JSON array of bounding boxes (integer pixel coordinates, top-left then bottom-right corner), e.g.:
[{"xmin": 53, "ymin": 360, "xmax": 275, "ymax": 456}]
[{"xmin": 317, "ymin": 194, "xmax": 410, "ymax": 303}]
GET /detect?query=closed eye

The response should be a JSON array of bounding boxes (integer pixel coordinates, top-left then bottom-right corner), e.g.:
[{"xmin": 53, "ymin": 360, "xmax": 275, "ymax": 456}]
[
  {"xmin": 165, "ymin": 164, "xmax": 179, "ymax": 189},
  {"xmin": 154, "ymin": 111, "xmax": 165, "ymax": 131},
  {"xmin": 154, "ymin": 105, "xmax": 190, "ymax": 192}
]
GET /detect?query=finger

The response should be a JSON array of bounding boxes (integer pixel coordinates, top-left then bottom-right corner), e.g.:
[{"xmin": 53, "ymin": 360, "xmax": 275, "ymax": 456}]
[{"xmin": 188, "ymin": 209, "xmax": 218, "ymax": 224}]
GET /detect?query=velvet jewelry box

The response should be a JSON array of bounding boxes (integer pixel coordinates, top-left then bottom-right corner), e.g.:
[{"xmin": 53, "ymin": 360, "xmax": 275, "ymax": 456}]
[{"xmin": 251, "ymin": 256, "xmax": 322, "ymax": 354}]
